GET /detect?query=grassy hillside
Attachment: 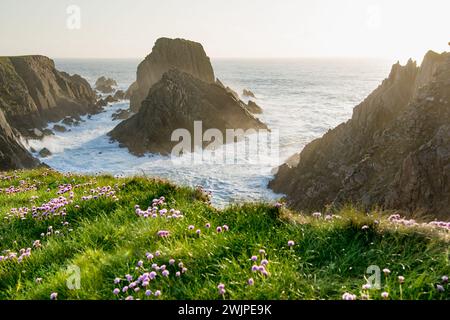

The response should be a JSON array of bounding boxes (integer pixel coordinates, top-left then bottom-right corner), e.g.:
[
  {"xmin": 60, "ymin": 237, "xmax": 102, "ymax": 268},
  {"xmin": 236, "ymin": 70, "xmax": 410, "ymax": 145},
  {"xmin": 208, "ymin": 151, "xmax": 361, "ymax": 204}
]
[{"xmin": 0, "ymin": 169, "xmax": 448, "ymax": 300}]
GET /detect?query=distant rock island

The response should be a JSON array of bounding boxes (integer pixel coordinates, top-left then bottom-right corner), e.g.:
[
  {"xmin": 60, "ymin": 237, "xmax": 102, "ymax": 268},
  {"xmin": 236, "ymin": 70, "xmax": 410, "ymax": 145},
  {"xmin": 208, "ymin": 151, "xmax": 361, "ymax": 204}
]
[
  {"xmin": 127, "ymin": 37, "xmax": 215, "ymax": 112},
  {"xmin": 109, "ymin": 69, "xmax": 268, "ymax": 156},
  {"xmin": 270, "ymin": 50, "xmax": 450, "ymax": 218},
  {"xmin": 95, "ymin": 76, "xmax": 117, "ymax": 93}
]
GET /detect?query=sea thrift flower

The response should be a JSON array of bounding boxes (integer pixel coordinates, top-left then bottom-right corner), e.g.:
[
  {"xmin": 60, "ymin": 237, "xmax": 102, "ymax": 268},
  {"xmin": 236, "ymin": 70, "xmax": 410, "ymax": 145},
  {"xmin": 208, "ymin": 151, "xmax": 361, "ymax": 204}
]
[
  {"xmin": 188, "ymin": 225, "xmax": 195, "ymax": 230},
  {"xmin": 287, "ymin": 240, "xmax": 295, "ymax": 247},
  {"xmin": 216, "ymin": 226, "xmax": 222, "ymax": 233},
  {"xmin": 342, "ymin": 292, "xmax": 356, "ymax": 300},
  {"xmin": 176, "ymin": 271, "xmax": 181, "ymax": 277},
  {"xmin": 217, "ymin": 283, "xmax": 225, "ymax": 295},
  {"xmin": 398, "ymin": 276, "xmax": 405, "ymax": 284},
  {"xmin": 149, "ymin": 271, "xmax": 157, "ymax": 279},
  {"xmin": 382, "ymin": 268, "xmax": 391, "ymax": 275},
  {"xmin": 205, "ymin": 223, "xmax": 211, "ymax": 228},
  {"xmin": 259, "ymin": 249, "xmax": 266, "ymax": 255},
  {"xmin": 223, "ymin": 225, "xmax": 229, "ymax": 231},
  {"xmin": 50, "ymin": 292, "xmax": 58, "ymax": 300},
  {"xmin": 261, "ymin": 259, "xmax": 269, "ymax": 266},
  {"xmin": 162, "ymin": 270, "xmax": 169, "ymax": 277},
  {"xmin": 146, "ymin": 253, "xmax": 154, "ymax": 260},
  {"xmin": 312, "ymin": 212, "xmax": 322, "ymax": 218},
  {"xmin": 436, "ymin": 285, "xmax": 445, "ymax": 292},
  {"xmin": 182, "ymin": 267, "xmax": 188, "ymax": 273},
  {"xmin": 125, "ymin": 296, "xmax": 134, "ymax": 300},
  {"xmin": 248, "ymin": 278, "xmax": 254, "ymax": 286},
  {"xmin": 114, "ymin": 277, "xmax": 121, "ymax": 284},
  {"xmin": 251, "ymin": 265, "xmax": 259, "ymax": 272},
  {"xmin": 154, "ymin": 290, "xmax": 161, "ymax": 297},
  {"xmin": 155, "ymin": 250, "xmax": 161, "ymax": 257},
  {"xmin": 169, "ymin": 259, "xmax": 175, "ymax": 265},
  {"xmin": 113, "ymin": 288, "xmax": 120, "ymax": 295},
  {"xmin": 196, "ymin": 229, "xmax": 201, "ymax": 235},
  {"xmin": 145, "ymin": 290, "xmax": 152, "ymax": 296},
  {"xmin": 361, "ymin": 225, "xmax": 369, "ymax": 230},
  {"xmin": 362, "ymin": 283, "xmax": 371, "ymax": 290},
  {"xmin": 442, "ymin": 275, "xmax": 448, "ymax": 283},
  {"xmin": 251, "ymin": 255, "xmax": 258, "ymax": 262},
  {"xmin": 122, "ymin": 286, "xmax": 129, "ymax": 292},
  {"xmin": 137, "ymin": 260, "xmax": 143, "ymax": 267},
  {"xmin": 381, "ymin": 292, "xmax": 389, "ymax": 299}
]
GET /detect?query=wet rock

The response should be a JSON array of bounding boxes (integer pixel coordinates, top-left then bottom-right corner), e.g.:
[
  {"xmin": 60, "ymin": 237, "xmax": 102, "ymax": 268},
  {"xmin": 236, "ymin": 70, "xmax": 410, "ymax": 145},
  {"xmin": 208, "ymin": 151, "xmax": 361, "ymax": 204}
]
[
  {"xmin": 246, "ymin": 100, "xmax": 263, "ymax": 114},
  {"xmin": 95, "ymin": 76, "xmax": 117, "ymax": 94},
  {"xmin": 38, "ymin": 147, "xmax": 52, "ymax": 158},
  {"xmin": 53, "ymin": 124, "xmax": 67, "ymax": 132},
  {"xmin": 243, "ymin": 89, "xmax": 256, "ymax": 98}
]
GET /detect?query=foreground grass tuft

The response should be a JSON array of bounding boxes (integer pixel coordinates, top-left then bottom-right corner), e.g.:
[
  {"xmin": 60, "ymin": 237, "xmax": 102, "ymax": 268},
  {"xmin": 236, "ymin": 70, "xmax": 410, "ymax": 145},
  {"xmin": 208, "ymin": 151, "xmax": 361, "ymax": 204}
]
[{"xmin": 0, "ymin": 169, "xmax": 449, "ymax": 300}]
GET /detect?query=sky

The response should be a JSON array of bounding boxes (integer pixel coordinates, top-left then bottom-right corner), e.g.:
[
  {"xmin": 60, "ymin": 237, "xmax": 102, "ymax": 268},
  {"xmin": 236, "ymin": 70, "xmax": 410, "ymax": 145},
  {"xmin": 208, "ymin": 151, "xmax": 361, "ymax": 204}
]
[{"xmin": 0, "ymin": 0, "xmax": 449, "ymax": 63}]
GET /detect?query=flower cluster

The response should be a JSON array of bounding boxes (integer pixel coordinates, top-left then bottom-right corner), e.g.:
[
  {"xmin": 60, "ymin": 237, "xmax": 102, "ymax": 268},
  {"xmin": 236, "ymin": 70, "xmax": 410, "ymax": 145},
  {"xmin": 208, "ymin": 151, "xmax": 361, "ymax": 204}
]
[
  {"xmin": 389, "ymin": 214, "xmax": 450, "ymax": 231},
  {"xmin": 81, "ymin": 186, "xmax": 118, "ymax": 201},
  {"xmin": 250, "ymin": 249, "xmax": 270, "ymax": 278},
  {"xmin": 0, "ymin": 240, "xmax": 41, "ymax": 263},
  {"xmin": 112, "ymin": 251, "xmax": 187, "ymax": 300}
]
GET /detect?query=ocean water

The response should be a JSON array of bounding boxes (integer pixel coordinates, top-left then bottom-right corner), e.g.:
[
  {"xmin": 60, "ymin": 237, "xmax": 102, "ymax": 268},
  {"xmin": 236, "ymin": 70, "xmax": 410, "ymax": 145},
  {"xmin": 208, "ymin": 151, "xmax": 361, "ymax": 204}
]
[{"xmin": 26, "ymin": 58, "xmax": 391, "ymax": 207}]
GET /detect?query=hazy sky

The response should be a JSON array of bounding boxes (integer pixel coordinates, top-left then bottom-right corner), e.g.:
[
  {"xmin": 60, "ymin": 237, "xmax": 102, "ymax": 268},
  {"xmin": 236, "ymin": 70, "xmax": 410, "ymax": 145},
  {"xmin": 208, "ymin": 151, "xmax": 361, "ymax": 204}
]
[{"xmin": 1, "ymin": 0, "xmax": 449, "ymax": 62}]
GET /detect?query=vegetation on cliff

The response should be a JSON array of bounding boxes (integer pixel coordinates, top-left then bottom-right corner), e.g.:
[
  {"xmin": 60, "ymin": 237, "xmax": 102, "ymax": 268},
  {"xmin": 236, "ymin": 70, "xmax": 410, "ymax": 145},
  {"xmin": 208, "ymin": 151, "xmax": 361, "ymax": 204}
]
[{"xmin": 0, "ymin": 169, "xmax": 448, "ymax": 300}]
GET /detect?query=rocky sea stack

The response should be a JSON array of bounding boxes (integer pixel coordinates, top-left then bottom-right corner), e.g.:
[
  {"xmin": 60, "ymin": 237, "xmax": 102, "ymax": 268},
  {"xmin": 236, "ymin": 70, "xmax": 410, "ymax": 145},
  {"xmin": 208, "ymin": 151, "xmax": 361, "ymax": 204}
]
[
  {"xmin": 109, "ymin": 69, "xmax": 268, "ymax": 155},
  {"xmin": 270, "ymin": 51, "xmax": 450, "ymax": 218},
  {"xmin": 128, "ymin": 38, "xmax": 215, "ymax": 112},
  {"xmin": 0, "ymin": 55, "xmax": 98, "ymax": 135}
]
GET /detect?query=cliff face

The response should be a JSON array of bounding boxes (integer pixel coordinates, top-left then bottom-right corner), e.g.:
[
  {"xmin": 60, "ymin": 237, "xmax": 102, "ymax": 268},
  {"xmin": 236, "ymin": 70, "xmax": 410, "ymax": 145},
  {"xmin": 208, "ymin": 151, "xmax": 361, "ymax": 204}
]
[
  {"xmin": 0, "ymin": 55, "xmax": 98, "ymax": 133},
  {"xmin": 109, "ymin": 69, "xmax": 268, "ymax": 155},
  {"xmin": 0, "ymin": 109, "xmax": 39, "ymax": 170},
  {"xmin": 270, "ymin": 51, "xmax": 450, "ymax": 218},
  {"xmin": 128, "ymin": 38, "xmax": 215, "ymax": 111}
]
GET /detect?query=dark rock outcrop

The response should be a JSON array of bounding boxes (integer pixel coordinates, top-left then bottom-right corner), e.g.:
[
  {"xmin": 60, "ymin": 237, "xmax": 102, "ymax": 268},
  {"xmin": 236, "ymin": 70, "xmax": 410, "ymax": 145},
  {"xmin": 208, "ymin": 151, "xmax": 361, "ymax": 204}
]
[
  {"xmin": 247, "ymin": 100, "xmax": 263, "ymax": 114},
  {"xmin": 270, "ymin": 51, "xmax": 450, "ymax": 219},
  {"xmin": 0, "ymin": 109, "xmax": 39, "ymax": 170},
  {"xmin": 243, "ymin": 89, "xmax": 256, "ymax": 98},
  {"xmin": 109, "ymin": 69, "xmax": 268, "ymax": 155},
  {"xmin": 95, "ymin": 76, "xmax": 117, "ymax": 93},
  {"xmin": 128, "ymin": 38, "xmax": 215, "ymax": 111},
  {"xmin": 113, "ymin": 90, "xmax": 125, "ymax": 100},
  {"xmin": 112, "ymin": 108, "xmax": 132, "ymax": 121},
  {"xmin": 0, "ymin": 55, "xmax": 98, "ymax": 134},
  {"xmin": 38, "ymin": 147, "xmax": 52, "ymax": 158}
]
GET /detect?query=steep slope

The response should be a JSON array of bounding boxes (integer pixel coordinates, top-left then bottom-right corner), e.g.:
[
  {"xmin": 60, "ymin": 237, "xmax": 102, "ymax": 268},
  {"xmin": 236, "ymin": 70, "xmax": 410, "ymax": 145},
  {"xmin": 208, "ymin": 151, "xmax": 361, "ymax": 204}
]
[
  {"xmin": 109, "ymin": 69, "xmax": 268, "ymax": 155},
  {"xmin": 128, "ymin": 38, "xmax": 215, "ymax": 111},
  {"xmin": 270, "ymin": 51, "xmax": 450, "ymax": 218},
  {"xmin": 0, "ymin": 109, "xmax": 39, "ymax": 170}
]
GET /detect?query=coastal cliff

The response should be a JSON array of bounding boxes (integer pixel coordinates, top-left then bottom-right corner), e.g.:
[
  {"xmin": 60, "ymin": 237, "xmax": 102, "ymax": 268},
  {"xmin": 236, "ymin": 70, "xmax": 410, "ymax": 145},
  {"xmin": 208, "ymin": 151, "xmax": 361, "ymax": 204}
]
[
  {"xmin": 270, "ymin": 51, "xmax": 450, "ymax": 218},
  {"xmin": 0, "ymin": 109, "xmax": 39, "ymax": 170},
  {"xmin": 0, "ymin": 55, "xmax": 98, "ymax": 134}
]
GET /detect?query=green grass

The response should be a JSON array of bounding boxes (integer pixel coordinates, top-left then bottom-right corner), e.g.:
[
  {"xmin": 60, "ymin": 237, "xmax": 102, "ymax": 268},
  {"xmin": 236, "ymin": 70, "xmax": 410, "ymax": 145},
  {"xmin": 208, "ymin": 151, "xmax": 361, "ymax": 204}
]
[{"xmin": 0, "ymin": 168, "xmax": 448, "ymax": 300}]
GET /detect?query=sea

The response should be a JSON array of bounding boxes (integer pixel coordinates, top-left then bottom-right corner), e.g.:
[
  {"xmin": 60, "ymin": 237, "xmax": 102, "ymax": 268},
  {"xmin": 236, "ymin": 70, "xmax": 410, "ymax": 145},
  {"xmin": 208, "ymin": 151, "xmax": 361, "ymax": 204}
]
[{"xmin": 25, "ymin": 58, "xmax": 391, "ymax": 207}]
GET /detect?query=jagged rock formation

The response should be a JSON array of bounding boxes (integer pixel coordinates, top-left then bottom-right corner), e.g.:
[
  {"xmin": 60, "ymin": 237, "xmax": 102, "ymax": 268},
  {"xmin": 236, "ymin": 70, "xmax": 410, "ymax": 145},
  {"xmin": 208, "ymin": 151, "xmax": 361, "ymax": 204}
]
[
  {"xmin": 247, "ymin": 100, "xmax": 263, "ymax": 114},
  {"xmin": 128, "ymin": 38, "xmax": 215, "ymax": 111},
  {"xmin": 113, "ymin": 90, "xmax": 125, "ymax": 100},
  {"xmin": 270, "ymin": 51, "xmax": 450, "ymax": 219},
  {"xmin": 109, "ymin": 69, "xmax": 268, "ymax": 155},
  {"xmin": 0, "ymin": 55, "xmax": 98, "ymax": 134},
  {"xmin": 0, "ymin": 109, "xmax": 39, "ymax": 170},
  {"xmin": 243, "ymin": 89, "xmax": 256, "ymax": 98},
  {"xmin": 95, "ymin": 76, "xmax": 117, "ymax": 93}
]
